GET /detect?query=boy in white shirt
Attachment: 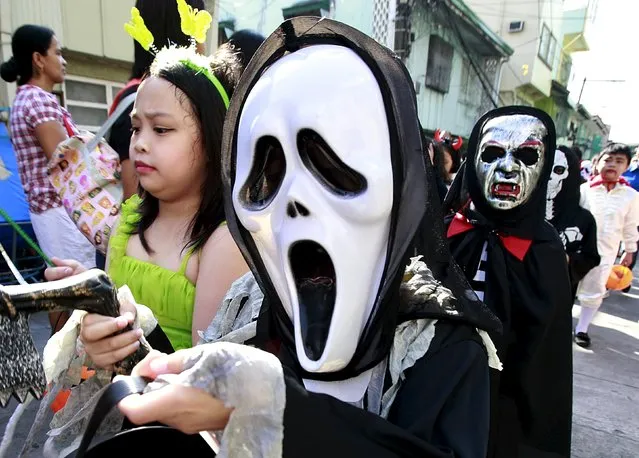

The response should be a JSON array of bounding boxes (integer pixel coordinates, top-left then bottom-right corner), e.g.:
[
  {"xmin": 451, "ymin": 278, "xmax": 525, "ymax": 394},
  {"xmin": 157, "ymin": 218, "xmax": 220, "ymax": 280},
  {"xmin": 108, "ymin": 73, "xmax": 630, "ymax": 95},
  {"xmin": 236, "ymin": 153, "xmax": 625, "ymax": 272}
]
[{"xmin": 576, "ymin": 144, "xmax": 639, "ymax": 347}]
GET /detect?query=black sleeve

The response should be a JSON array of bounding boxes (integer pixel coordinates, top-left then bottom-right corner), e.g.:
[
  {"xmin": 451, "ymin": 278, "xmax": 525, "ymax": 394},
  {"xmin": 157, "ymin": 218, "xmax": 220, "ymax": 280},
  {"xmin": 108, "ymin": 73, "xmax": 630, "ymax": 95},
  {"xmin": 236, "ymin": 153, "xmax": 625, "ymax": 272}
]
[
  {"xmin": 282, "ymin": 326, "xmax": 489, "ymax": 458},
  {"xmin": 107, "ymin": 86, "xmax": 137, "ymax": 162},
  {"xmin": 568, "ymin": 211, "xmax": 601, "ymax": 285},
  {"xmin": 145, "ymin": 325, "xmax": 175, "ymax": 354}
]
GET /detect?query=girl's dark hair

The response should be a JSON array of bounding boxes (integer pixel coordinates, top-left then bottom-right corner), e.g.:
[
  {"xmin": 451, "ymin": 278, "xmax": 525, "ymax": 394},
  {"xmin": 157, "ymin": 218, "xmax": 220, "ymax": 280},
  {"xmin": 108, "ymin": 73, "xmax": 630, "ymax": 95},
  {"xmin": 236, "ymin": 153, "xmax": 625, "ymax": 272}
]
[
  {"xmin": 426, "ymin": 137, "xmax": 452, "ymax": 184},
  {"xmin": 133, "ymin": 45, "xmax": 241, "ymax": 254},
  {"xmin": 439, "ymin": 143, "xmax": 462, "ymax": 174},
  {"xmin": 227, "ymin": 30, "xmax": 265, "ymax": 69},
  {"xmin": 0, "ymin": 25, "xmax": 55, "ymax": 85},
  {"xmin": 130, "ymin": 0, "xmax": 206, "ymax": 80}
]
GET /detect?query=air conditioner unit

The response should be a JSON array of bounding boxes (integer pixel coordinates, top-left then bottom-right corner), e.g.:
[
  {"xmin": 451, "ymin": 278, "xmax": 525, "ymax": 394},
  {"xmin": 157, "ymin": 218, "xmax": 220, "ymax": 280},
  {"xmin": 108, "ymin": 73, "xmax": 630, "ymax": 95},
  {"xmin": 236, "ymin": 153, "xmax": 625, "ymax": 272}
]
[{"xmin": 509, "ymin": 21, "xmax": 525, "ymax": 33}]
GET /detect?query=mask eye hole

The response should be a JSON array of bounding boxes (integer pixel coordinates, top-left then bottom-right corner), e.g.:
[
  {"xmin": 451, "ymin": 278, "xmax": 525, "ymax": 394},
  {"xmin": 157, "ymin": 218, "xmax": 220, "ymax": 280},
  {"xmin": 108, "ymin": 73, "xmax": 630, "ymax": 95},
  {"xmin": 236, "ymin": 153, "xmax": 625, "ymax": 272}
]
[
  {"xmin": 481, "ymin": 145, "xmax": 505, "ymax": 163},
  {"xmin": 297, "ymin": 129, "xmax": 367, "ymax": 197},
  {"xmin": 240, "ymin": 136, "xmax": 287, "ymax": 209},
  {"xmin": 553, "ymin": 165, "xmax": 566, "ymax": 175},
  {"xmin": 514, "ymin": 147, "xmax": 539, "ymax": 166}
]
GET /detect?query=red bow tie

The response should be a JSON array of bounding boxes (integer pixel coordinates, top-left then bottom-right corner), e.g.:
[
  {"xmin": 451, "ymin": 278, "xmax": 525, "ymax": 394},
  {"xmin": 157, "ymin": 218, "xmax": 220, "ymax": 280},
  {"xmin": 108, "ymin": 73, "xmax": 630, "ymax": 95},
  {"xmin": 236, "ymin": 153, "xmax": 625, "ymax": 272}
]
[{"xmin": 447, "ymin": 213, "xmax": 533, "ymax": 261}]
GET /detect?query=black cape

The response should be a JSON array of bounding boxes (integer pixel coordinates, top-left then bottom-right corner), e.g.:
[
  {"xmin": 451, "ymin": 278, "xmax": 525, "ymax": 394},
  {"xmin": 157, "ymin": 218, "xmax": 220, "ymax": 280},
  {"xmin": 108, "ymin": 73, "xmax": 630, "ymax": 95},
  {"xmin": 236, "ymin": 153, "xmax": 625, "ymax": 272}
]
[
  {"xmin": 221, "ymin": 17, "xmax": 500, "ymax": 457},
  {"xmin": 443, "ymin": 107, "xmax": 573, "ymax": 458},
  {"xmin": 547, "ymin": 148, "xmax": 600, "ymax": 297}
]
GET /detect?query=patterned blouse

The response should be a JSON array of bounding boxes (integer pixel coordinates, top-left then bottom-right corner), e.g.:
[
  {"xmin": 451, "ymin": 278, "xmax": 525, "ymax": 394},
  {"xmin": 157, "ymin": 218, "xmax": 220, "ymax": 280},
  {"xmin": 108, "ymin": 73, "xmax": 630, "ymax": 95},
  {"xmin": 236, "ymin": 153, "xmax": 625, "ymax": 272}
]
[{"xmin": 9, "ymin": 84, "xmax": 76, "ymax": 213}]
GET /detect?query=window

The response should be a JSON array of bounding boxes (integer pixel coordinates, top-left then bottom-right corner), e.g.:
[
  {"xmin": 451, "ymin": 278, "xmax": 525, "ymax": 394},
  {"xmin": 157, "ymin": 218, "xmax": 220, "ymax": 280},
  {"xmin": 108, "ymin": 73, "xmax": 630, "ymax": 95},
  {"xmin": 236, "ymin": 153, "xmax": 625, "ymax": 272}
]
[
  {"xmin": 538, "ymin": 24, "xmax": 556, "ymax": 69},
  {"xmin": 547, "ymin": 35, "xmax": 558, "ymax": 68},
  {"xmin": 425, "ymin": 35, "xmax": 453, "ymax": 94},
  {"xmin": 508, "ymin": 21, "xmax": 524, "ymax": 33},
  {"xmin": 63, "ymin": 76, "xmax": 124, "ymax": 132},
  {"xmin": 393, "ymin": 2, "xmax": 413, "ymax": 60}
]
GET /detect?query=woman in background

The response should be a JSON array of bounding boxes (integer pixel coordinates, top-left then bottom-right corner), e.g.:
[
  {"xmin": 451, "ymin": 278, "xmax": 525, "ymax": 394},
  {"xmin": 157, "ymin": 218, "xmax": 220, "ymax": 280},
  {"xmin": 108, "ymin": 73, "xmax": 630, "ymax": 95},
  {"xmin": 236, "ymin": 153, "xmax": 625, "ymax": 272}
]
[{"xmin": 0, "ymin": 24, "xmax": 96, "ymax": 333}]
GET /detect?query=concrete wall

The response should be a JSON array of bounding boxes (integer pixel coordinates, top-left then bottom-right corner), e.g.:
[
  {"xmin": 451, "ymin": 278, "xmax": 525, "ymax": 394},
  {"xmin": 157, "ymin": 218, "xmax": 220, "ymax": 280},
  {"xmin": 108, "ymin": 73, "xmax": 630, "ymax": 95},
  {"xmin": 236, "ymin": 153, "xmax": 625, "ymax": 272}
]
[
  {"xmin": 332, "ymin": 0, "xmax": 373, "ymax": 38},
  {"xmin": 60, "ymin": 0, "xmax": 134, "ymax": 62}
]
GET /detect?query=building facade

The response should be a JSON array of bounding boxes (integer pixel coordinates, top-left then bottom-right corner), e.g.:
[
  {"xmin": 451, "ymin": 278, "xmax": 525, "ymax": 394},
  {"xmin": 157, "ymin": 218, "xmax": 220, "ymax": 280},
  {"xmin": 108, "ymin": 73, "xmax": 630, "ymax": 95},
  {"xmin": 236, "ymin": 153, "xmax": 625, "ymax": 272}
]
[
  {"xmin": 218, "ymin": 0, "xmax": 512, "ymax": 138},
  {"xmin": 466, "ymin": 0, "xmax": 565, "ymax": 107},
  {"xmin": 398, "ymin": 0, "xmax": 512, "ymax": 137}
]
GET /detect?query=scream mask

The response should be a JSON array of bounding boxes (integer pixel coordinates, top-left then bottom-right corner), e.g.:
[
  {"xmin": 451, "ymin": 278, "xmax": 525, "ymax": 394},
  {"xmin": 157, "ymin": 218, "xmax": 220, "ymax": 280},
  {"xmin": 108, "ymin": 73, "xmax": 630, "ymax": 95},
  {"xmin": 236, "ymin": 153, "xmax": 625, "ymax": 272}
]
[
  {"xmin": 475, "ymin": 115, "xmax": 547, "ymax": 210},
  {"xmin": 232, "ymin": 45, "xmax": 393, "ymax": 375},
  {"xmin": 221, "ymin": 17, "xmax": 462, "ymax": 402}
]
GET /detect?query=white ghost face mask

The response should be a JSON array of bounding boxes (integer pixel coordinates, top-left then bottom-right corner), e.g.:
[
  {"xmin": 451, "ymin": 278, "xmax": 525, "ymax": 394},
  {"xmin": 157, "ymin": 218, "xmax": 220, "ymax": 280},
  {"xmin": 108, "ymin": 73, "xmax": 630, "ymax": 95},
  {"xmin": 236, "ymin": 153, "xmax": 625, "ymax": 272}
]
[
  {"xmin": 475, "ymin": 115, "xmax": 547, "ymax": 210},
  {"xmin": 232, "ymin": 45, "xmax": 393, "ymax": 395}
]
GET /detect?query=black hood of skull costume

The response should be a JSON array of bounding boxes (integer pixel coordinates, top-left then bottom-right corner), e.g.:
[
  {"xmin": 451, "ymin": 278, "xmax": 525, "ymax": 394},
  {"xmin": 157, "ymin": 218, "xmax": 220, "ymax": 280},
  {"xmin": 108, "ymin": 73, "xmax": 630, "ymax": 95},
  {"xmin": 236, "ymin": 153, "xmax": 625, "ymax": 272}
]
[
  {"xmin": 445, "ymin": 106, "xmax": 557, "ymax": 239},
  {"xmin": 221, "ymin": 17, "xmax": 500, "ymax": 382},
  {"xmin": 548, "ymin": 146, "xmax": 582, "ymax": 226}
]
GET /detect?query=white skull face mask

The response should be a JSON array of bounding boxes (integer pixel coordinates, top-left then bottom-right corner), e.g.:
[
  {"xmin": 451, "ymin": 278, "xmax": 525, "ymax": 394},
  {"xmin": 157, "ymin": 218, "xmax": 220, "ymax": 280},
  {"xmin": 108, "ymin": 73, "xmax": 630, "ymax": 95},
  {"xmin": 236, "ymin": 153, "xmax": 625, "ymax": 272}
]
[
  {"xmin": 547, "ymin": 150, "xmax": 568, "ymax": 200},
  {"xmin": 475, "ymin": 115, "xmax": 547, "ymax": 210},
  {"xmin": 232, "ymin": 45, "xmax": 393, "ymax": 378}
]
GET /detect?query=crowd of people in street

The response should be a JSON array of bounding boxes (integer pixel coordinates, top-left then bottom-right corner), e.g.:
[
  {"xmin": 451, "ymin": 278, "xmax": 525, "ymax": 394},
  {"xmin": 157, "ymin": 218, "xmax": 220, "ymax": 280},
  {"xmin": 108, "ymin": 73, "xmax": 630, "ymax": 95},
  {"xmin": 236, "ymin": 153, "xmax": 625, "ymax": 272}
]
[{"xmin": 0, "ymin": 1, "xmax": 637, "ymax": 456}]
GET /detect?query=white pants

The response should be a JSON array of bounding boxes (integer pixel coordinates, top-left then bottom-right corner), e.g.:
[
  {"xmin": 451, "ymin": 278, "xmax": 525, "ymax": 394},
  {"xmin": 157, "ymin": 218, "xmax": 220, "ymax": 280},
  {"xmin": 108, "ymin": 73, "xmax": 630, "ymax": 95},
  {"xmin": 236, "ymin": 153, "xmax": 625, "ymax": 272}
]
[
  {"xmin": 30, "ymin": 206, "xmax": 96, "ymax": 269},
  {"xmin": 576, "ymin": 254, "xmax": 615, "ymax": 310}
]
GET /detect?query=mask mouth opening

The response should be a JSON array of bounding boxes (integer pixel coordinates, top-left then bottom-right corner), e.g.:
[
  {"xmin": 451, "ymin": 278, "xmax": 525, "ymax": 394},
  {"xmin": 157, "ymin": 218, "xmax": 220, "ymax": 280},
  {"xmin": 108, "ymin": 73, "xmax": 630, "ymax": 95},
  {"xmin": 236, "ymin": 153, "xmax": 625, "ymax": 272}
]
[
  {"xmin": 490, "ymin": 182, "xmax": 521, "ymax": 201},
  {"xmin": 289, "ymin": 240, "xmax": 336, "ymax": 362}
]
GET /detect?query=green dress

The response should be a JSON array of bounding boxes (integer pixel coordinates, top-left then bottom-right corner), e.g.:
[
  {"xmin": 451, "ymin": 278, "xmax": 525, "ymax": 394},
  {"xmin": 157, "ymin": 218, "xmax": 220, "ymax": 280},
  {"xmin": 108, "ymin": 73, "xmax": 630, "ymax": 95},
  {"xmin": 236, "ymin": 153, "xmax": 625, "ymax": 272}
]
[{"xmin": 108, "ymin": 195, "xmax": 196, "ymax": 350}]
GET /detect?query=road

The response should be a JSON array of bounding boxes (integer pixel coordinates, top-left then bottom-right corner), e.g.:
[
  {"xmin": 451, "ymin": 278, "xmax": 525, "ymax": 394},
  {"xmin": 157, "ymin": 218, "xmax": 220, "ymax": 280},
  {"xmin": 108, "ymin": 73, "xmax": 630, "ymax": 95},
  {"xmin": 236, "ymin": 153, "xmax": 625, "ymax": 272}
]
[{"xmin": 1, "ymin": 280, "xmax": 638, "ymax": 457}]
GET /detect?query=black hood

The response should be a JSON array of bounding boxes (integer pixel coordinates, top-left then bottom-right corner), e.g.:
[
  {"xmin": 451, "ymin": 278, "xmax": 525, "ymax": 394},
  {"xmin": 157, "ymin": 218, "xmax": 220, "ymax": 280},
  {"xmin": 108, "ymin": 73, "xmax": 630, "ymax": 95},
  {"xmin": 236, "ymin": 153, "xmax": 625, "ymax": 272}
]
[
  {"xmin": 548, "ymin": 147, "xmax": 582, "ymax": 227},
  {"xmin": 221, "ymin": 17, "xmax": 499, "ymax": 382},
  {"xmin": 445, "ymin": 106, "xmax": 557, "ymax": 239}
]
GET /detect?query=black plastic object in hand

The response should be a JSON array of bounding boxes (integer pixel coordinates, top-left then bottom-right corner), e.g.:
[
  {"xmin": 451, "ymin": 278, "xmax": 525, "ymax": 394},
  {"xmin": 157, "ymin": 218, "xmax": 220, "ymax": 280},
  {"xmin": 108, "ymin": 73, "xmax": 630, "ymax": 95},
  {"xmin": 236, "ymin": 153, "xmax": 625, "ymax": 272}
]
[{"xmin": 69, "ymin": 376, "xmax": 216, "ymax": 457}]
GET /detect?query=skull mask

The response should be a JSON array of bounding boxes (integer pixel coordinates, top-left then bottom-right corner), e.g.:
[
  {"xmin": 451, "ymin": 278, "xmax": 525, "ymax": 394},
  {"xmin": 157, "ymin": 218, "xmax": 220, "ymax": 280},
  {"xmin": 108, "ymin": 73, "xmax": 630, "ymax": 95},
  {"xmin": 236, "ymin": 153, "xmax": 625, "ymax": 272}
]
[
  {"xmin": 232, "ymin": 45, "xmax": 393, "ymax": 392},
  {"xmin": 547, "ymin": 150, "xmax": 569, "ymax": 200},
  {"xmin": 475, "ymin": 115, "xmax": 547, "ymax": 210}
]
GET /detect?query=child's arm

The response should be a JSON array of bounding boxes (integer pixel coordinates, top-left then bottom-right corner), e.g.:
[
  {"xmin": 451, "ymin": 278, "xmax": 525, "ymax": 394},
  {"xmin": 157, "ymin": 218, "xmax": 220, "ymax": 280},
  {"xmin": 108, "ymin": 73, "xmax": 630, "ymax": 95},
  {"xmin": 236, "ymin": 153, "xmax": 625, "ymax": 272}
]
[
  {"xmin": 579, "ymin": 182, "xmax": 590, "ymax": 209},
  {"xmin": 622, "ymin": 192, "xmax": 639, "ymax": 256},
  {"xmin": 191, "ymin": 226, "xmax": 250, "ymax": 346}
]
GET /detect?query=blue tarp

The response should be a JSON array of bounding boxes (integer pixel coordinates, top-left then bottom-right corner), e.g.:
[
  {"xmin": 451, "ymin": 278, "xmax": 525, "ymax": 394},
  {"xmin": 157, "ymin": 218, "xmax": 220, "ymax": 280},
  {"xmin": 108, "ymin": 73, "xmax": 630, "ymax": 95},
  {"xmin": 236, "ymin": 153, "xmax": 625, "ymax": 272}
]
[
  {"xmin": 0, "ymin": 120, "xmax": 45, "ymax": 283},
  {"xmin": 0, "ymin": 121, "xmax": 30, "ymax": 223}
]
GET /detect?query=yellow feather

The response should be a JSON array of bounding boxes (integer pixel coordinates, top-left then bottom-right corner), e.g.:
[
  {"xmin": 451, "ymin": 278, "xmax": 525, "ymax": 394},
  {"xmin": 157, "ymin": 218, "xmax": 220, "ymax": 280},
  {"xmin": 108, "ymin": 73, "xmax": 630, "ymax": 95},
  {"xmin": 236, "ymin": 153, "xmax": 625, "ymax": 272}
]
[
  {"xmin": 124, "ymin": 7, "xmax": 154, "ymax": 51},
  {"xmin": 177, "ymin": 0, "xmax": 212, "ymax": 43}
]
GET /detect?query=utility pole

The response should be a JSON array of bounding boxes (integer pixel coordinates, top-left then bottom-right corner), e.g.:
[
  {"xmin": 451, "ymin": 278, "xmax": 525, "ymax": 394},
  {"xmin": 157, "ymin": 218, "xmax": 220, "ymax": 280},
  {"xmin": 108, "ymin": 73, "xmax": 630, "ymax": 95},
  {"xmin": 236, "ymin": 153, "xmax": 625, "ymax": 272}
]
[{"xmin": 577, "ymin": 77, "xmax": 586, "ymax": 105}]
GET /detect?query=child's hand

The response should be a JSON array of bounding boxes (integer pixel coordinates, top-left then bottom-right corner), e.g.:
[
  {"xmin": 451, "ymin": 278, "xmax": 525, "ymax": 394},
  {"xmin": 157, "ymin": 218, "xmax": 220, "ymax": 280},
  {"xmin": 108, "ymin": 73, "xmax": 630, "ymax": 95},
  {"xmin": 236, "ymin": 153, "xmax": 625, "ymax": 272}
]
[
  {"xmin": 118, "ymin": 349, "xmax": 233, "ymax": 433},
  {"xmin": 621, "ymin": 252, "xmax": 634, "ymax": 267},
  {"xmin": 44, "ymin": 257, "xmax": 88, "ymax": 281},
  {"xmin": 80, "ymin": 299, "xmax": 142, "ymax": 369}
]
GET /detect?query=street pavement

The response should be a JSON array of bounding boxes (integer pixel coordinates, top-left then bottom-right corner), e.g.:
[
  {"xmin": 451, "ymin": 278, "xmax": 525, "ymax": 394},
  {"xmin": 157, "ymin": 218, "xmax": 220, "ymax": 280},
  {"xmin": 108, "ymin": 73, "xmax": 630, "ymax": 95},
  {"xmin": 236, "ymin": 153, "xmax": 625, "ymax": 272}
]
[{"xmin": 1, "ymin": 277, "xmax": 638, "ymax": 457}]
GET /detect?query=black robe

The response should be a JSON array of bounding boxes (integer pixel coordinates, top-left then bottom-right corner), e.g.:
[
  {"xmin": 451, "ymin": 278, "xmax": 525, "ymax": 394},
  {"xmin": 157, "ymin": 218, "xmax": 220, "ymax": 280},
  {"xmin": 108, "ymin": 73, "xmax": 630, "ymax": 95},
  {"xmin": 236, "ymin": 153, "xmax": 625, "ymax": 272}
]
[
  {"xmin": 443, "ymin": 107, "xmax": 574, "ymax": 458},
  {"xmin": 547, "ymin": 148, "xmax": 600, "ymax": 298},
  {"xmin": 282, "ymin": 322, "xmax": 489, "ymax": 458},
  {"xmin": 220, "ymin": 17, "xmax": 501, "ymax": 458}
]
